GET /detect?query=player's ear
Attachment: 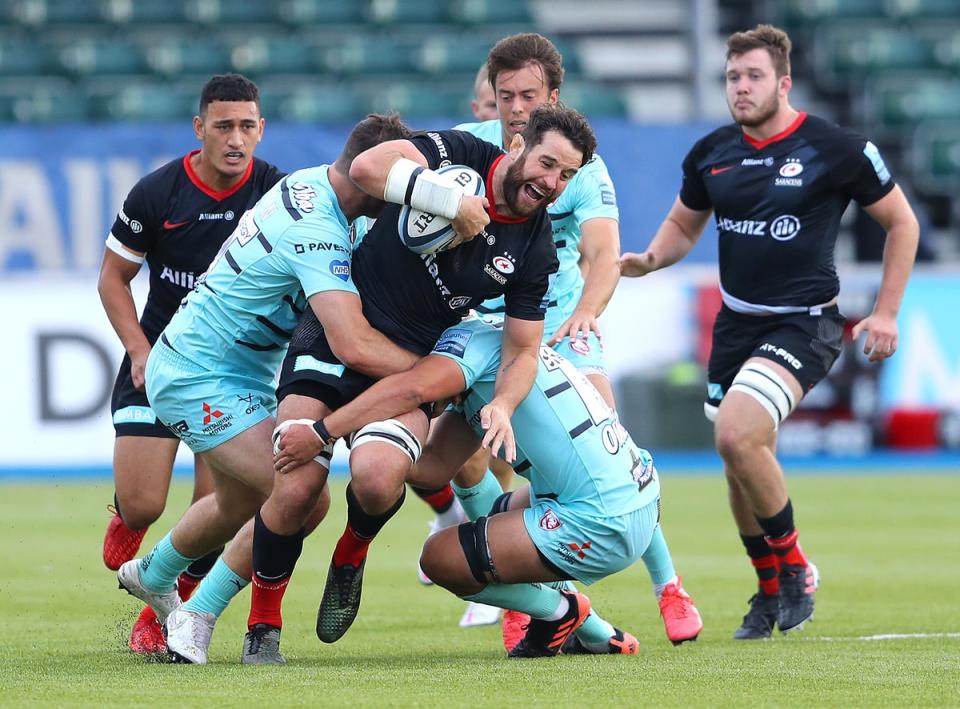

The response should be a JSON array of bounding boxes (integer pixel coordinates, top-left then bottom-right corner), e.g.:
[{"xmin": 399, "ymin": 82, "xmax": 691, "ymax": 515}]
[
  {"xmin": 193, "ymin": 115, "xmax": 204, "ymax": 140},
  {"xmin": 508, "ymin": 133, "xmax": 525, "ymax": 157},
  {"xmin": 779, "ymin": 74, "xmax": 792, "ymax": 96}
]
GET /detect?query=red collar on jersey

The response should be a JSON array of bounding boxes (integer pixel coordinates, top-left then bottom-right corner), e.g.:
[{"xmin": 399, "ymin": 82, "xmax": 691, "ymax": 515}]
[
  {"xmin": 183, "ymin": 149, "xmax": 254, "ymax": 201},
  {"xmin": 485, "ymin": 154, "xmax": 529, "ymax": 224},
  {"xmin": 743, "ymin": 111, "xmax": 808, "ymax": 151}
]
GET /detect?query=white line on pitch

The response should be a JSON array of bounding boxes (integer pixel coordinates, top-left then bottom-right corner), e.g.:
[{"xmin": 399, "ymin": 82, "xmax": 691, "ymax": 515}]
[{"xmin": 810, "ymin": 633, "xmax": 960, "ymax": 641}]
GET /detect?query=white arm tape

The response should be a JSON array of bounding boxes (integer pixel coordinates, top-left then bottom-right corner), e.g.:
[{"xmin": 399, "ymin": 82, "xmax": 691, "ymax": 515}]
[
  {"xmin": 383, "ymin": 157, "xmax": 463, "ymax": 220},
  {"xmin": 272, "ymin": 418, "xmax": 333, "ymax": 469},
  {"xmin": 105, "ymin": 233, "xmax": 145, "ymax": 264}
]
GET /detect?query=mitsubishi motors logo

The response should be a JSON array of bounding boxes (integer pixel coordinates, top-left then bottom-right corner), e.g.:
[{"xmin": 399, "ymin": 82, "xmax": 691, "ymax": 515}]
[{"xmin": 202, "ymin": 402, "xmax": 223, "ymax": 425}]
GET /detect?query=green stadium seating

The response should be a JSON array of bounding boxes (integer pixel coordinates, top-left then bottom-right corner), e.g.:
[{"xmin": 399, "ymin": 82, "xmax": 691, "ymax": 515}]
[
  {"xmin": 911, "ymin": 123, "xmax": 960, "ymax": 193},
  {"xmin": 0, "ymin": 80, "xmax": 89, "ymax": 120},
  {"xmin": 226, "ymin": 35, "xmax": 321, "ymax": 76},
  {"xmin": 366, "ymin": 0, "xmax": 450, "ymax": 25},
  {"xmin": 87, "ymin": 81, "xmax": 198, "ymax": 120},
  {"xmin": 320, "ymin": 36, "xmax": 419, "ymax": 76},
  {"xmin": 260, "ymin": 81, "xmax": 364, "ymax": 122},
  {"xmin": 451, "ymin": 0, "xmax": 532, "ymax": 25},
  {"xmin": 815, "ymin": 26, "xmax": 941, "ymax": 88},
  {"xmin": 6, "ymin": 0, "xmax": 105, "ymax": 27},
  {"xmin": 55, "ymin": 37, "xmax": 150, "ymax": 77},
  {"xmin": 278, "ymin": 0, "xmax": 367, "ymax": 25},
  {"xmin": 100, "ymin": 1, "xmax": 190, "ymax": 26},
  {"xmin": 783, "ymin": 0, "xmax": 960, "ymax": 24},
  {"xmin": 560, "ymin": 81, "xmax": 628, "ymax": 118},
  {"xmin": 0, "ymin": 34, "xmax": 56, "ymax": 76},
  {"xmin": 357, "ymin": 81, "xmax": 467, "ymax": 119},
  {"xmin": 864, "ymin": 76, "xmax": 960, "ymax": 133},
  {"xmin": 140, "ymin": 36, "xmax": 231, "ymax": 78}
]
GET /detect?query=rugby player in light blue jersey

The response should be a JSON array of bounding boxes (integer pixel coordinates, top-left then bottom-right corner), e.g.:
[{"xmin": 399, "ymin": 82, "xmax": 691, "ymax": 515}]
[
  {"xmin": 116, "ymin": 115, "xmax": 422, "ymax": 665},
  {"xmin": 275, "ymin": 316, "xmax": 662, "ymax": 657},
  {"xmin": 451, "ymin": 32, "xmax": 703, "ymax": 644}
]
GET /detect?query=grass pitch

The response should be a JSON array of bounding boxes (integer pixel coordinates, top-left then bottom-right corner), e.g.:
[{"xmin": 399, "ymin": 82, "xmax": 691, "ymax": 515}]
[{"xmin": 1, "ymin": 472, "xmax": 957, "ymax": 707}]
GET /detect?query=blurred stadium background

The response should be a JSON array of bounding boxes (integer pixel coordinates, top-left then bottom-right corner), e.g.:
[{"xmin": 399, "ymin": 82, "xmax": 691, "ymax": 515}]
[{"xmin": 2, "ymin": 0, "xmax": 960, "ymax": 475}]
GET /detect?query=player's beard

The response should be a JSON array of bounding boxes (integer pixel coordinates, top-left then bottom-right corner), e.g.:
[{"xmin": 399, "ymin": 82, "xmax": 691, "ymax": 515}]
[
  {"xmin": 502, "ymin": 154, "xmax": 551, "ymax": 217},
  {"xmin": 730, "ymin": 90, "xmax": 779, "ymax": 129}
]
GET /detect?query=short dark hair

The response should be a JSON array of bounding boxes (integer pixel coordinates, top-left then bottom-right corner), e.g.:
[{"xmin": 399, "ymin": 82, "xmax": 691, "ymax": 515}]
[
  {"xmin": 199, "ymin": 73, "xmax": 260, "ymax": 116},
  {"xmin": 522, "ymin": 103, "xmax": 595, "ymax": 167},
  {"xmin": 487, "ymin": 33, "xmax": 564, "ymax": 93},
  {"xmin": 336, "ymin": 113, "xmax": 413, "ymax": 170},
  {"xmin": 726, "ymin": 24, "xmax": 792, "ymax": 77}
]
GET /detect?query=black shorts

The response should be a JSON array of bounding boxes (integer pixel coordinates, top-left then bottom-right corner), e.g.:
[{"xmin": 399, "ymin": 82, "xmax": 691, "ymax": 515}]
[
  {"xmin": 706, "ymin": 304, "xmax": 845, "ymax": 410},
  {"xmin": 111, "ymin": 353, "xmax": 178, "ymax": 438},
  {"xmin": 276, "ymin": 311, "xmax": 376, "ymax": 409}
]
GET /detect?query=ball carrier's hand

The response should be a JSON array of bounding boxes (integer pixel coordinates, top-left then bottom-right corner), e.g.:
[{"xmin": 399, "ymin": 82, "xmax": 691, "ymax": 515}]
[{"xmin": 448, "ymin": 194, "xmax": 490, "ymax": 250}]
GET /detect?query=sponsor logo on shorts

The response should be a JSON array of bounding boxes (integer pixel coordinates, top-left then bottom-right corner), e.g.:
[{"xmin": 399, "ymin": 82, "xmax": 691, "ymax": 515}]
[
  {"xmin": 201, "ymin": 401, "xmax": 234, "ymax": 435},
  {"xmin": 167, "ymin": 419, "xmax": 190, "ymax": 435},
  {"xmin": 329, "ymin": 259, "xmax": 350, "ymax": 281},
  {"xmin": 758, "ymin": 343, "xmax": 803, "ymax": 370},
  {"xmin": 539, "ymin": 509, "xmax": 562, "ymax": 531},
  {"xmin": 237, "ymin": 393, "xmax": 261, "ymax": 415},
  {"xmin": 448, "ymin": 295, "xmax": 472, "ymax": 309},
  {"xmin": 113, "ymin": 406, "xmax": 156, "ymax": 425},
  {"xmin": 434, "ymin": 328, "xmax": 471, "ymax": 357},
  {"xmin": 569, "ymin": 338, "xmax": 590, "ymax": 356},
  {"xmin": 556, "ymin": 539, "xmax": 592, "ymax": 563}
]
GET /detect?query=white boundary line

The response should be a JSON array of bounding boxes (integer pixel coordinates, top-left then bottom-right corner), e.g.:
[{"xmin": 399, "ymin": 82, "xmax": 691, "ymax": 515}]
[{"xmin": 809, "ymin": 633, "xmax": 960, "ymax": 641}]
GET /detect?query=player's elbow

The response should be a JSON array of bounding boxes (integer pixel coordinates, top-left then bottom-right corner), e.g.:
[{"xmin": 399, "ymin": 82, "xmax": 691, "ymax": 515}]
[{"xmin": 348, "ymin": 152, "xmax": 379, "ymax": 194}]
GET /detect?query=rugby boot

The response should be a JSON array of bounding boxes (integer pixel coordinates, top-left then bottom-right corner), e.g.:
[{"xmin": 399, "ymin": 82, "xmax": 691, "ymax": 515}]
[
  {"xmin": 733, "ymin": 591, "xmax": 778, "ymax": 640},
  {"xmin": 459, "ymin": 601, "xmax": 501, "ymax": 628},
  {"xmin": 777, "ymin": 561, "xmax": 819, "ymax": 633},
  {"xmin": 128, "ymin": 605, "xmax": 166, "ymax": 655},
  {"xmin": 658, "ymin": 577, "xmax": 704, "ymax": 645},
  {"xmin": 316, "ymin": 557, "xmax": 365, "ymax": 643},
  {"xmin": 103, "ymin": 506, "xmax": 148, "ymax": 571},
  {"xmin": 501, "ymin": 609, "xmax": 531, "ymax": 652},
  {"xmin": 117, "ymin": 559, "xmax": 181, "ymax": 625},
  {"xmin": 508, "ymin": 591, "xmax": 592, "ymax": 658},
  {"xmin": 241, "ymin": 624, "xmax": 286, "ymax": 665},
  {"xmin": 165, "ymin": 607, "xmax": 216, "ymax": 664},
  {"xmin": 562, "ymin": 627, "xmax": 640, "ymax": 655}
]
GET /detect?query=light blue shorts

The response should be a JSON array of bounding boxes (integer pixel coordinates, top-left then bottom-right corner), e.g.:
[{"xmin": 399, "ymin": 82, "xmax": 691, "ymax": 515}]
[
  {"xmin": 144, "ymin": 340, "xmax": 276, "ymax": 454},
  {"xmin": 523, "ymin": 495, "xmax": 660, "ymax": 585}
]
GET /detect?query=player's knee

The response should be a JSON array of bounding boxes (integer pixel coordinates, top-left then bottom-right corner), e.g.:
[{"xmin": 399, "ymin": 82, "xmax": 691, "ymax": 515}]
[
  {"xmin": 117, "ymin": 494, "xmax": 165, "ymax": 530},
  {"xmin": 422, "ymin": 525, "xmax": 481, "ymax": 595},
  {"xmin": 452, "ymin": 447, "xmax": 490, "ymax": 488}
]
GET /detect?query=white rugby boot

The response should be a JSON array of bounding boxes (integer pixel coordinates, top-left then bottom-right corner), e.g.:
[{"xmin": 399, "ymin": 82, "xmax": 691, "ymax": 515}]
[
  {"xmin": 165, "ymin": 608, "xmax": 217, "ymax": 664},
  {"xmin": 117, "ymin": 559, "xmax": 181, "ymax": 625}
]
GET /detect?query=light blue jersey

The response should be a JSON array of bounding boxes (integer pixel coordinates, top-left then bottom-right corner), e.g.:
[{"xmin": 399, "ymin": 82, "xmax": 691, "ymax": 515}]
[
  {"xmin": 454, "ymin": 120, "xmax": 619, "ymax": 337},
  {"xmin": 162, "ymin": 167, "xmax": 359, "ymax": 383},
  {"xmin": 433, "ymin": 318, "xmax": 657, "ymax": 518},
  {"xmin": 146, "ymin": 167, "xmax": 361, "ymax": 452}
]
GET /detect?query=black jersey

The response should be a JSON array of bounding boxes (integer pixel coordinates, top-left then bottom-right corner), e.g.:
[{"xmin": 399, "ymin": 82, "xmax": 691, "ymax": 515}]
[
  {"xmin": 679, "ymin": 113, "xmax": 895, "ymax": 311},
  {"xmin": 351, "ymin": 130, "xmax": 558, "ymax": 354},
  {"xmin": 109, "ymin": 151, "xmax": 284, "ymax": 340}
]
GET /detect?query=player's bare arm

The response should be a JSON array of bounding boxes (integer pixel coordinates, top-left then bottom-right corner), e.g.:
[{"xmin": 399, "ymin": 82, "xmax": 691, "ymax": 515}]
[
  {"xmin": 852, "ymin": 184, "xmax": 920, "ymax": 362},
  {"xmin": 349, "ymin": 139, "xmax": 489, "ymax": 242},
  {"xmin": 620, "ymin": 197, "xmax": 712, "ymax": 277},
  {"xmin": 308, "ymin": 290, "xmax": 420, "ymax": 378},
  {"xmin": 274, "ymin": 356, "xmax": 467, "ymax": 472},
  {"xmin": 97, "ymin": 247, "xmax": 151, "ymax": 390},
  {"xmin": 484, "ymin": 315, "xmax": 541, "ymax": 462},
  {"xmin": 548, "ymin": 217, "xmax": 619, "ymax": 345}
]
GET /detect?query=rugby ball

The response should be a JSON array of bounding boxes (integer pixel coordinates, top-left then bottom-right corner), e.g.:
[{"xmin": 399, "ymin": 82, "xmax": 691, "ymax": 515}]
[{"xmin": 398, "ymin": 164, "xmax": 485, "ymax": 254}]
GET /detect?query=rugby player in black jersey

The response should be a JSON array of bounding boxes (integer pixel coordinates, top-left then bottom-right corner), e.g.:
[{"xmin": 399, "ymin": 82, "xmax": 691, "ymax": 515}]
[
  {"xmin": 259, "ymin": 104, "xmax": 596, "ymax": 646},
  {"xmin": 621, "ymin": 25, "xmax": 918, "ymax": 639},
  {"xmin": 97, "ymin": 73, "xmax": 282, "ymax": 653}
]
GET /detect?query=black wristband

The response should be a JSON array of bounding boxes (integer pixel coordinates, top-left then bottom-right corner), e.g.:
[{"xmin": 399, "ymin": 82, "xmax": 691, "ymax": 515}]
[{"xmin": 313, "ymin": 418, "xmax": 333, "ymax": 444}]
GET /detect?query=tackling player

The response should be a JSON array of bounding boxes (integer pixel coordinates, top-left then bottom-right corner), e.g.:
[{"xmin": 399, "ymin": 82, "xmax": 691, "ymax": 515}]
[
  {"xmin": 621, "ymin": 25, "xmax": 919, "ymax": 639},
  {"xmin": 276, "ymin": 316, "xmax": 661, "ymax": 657},
  {"xmin": 250, "ymin": 104, "xmax": 595, "ymax": 651},
  {"xmin": 97, "ymin": 73, "xmax": 281, "ymax": 653},
  {"xmin": 114, "ymin": 115, "xmax": 420, "ymax": 664},
  {"xmin": 453, "ymin": 32, "xmax": 703, "ymax": 645}
]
